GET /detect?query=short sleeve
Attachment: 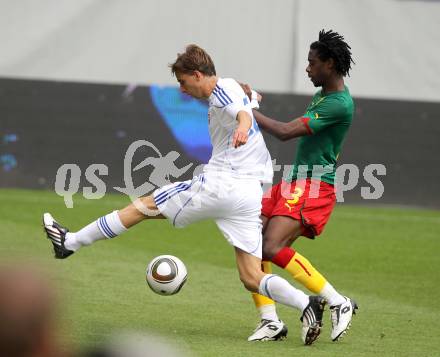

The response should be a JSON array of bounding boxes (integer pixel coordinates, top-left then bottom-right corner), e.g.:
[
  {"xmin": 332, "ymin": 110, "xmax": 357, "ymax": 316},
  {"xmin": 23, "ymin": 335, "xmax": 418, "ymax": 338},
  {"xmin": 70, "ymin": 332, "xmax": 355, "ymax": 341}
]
[
  {"xmin": 212, "ymin": 84, "xmax": 252, "ymax": 120},
  {"xmin": 302, "ymin": 97, "xmax": 349, "ymax": 134}
]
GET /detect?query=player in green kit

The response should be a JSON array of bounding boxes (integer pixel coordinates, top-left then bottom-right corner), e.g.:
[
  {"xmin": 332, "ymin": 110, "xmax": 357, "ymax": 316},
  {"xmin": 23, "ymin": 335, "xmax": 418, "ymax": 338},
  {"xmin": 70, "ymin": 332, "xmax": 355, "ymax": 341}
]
[{"xmin": 243, "ymin": 29, "xmax": 358, "ymax": 344}]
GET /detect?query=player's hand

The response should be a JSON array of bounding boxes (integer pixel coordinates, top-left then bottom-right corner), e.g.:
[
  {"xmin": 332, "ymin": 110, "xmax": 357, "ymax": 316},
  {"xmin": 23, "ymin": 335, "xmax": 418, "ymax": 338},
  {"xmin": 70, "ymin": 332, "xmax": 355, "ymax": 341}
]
[
  {"xmin": 239, "ymin": 82, "xmax": 263, "ymax": 103},
  {"xmin": 232, "ymin": 128, "xmax": 248, "ymax": 148},
  {"xmin": 255, "ymin": 91, "xmax": 262, "ymax": 102},
  {"xmin": 239, "ymin": 82, "xmax": 252, "ymax": 101}
]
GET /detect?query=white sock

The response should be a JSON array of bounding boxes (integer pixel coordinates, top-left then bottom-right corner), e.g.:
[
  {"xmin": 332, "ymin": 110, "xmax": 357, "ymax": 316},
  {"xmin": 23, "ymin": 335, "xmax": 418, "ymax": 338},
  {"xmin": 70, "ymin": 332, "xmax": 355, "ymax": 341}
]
[
  {"xmin": 259, "ymin": 274, "xmax": 309, "ymax": 312},
  {"xmin": 319, "ymin": 282, "xmax": 346, "ymax": 306},
  {"xmin": 64, "ymin": 211, "xmax": 127, "ymax": 251},
  {"xmin": 258, "ymin": 304, "xmax": 279, "ymax": 322}
]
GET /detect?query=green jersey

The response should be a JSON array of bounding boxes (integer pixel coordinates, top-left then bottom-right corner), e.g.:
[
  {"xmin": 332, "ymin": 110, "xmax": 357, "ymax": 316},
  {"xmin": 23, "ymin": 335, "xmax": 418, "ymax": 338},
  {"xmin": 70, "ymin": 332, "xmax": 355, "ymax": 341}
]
[{"xmin": 288, "ymin": 86, "xmax": 354, "ymax": 185}]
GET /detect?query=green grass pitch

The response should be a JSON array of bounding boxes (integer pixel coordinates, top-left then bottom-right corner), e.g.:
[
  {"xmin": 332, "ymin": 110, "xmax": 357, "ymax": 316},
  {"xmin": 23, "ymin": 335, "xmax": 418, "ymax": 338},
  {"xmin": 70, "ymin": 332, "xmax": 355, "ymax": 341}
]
[{"xmin": 1, "ymin": 188, "xmax": 439, "ymax": 356}]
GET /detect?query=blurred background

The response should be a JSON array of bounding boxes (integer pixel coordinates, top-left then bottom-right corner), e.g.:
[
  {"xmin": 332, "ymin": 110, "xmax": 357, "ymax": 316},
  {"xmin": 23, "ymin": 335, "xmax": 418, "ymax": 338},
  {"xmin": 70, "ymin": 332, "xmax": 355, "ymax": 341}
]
[
  {"xmin": 2, "ymin": 0, "xmax": 440, "ymax": 101},
  {"xmin": 1, "ymin": 0, "xmax": 439, "ymax": 207}
]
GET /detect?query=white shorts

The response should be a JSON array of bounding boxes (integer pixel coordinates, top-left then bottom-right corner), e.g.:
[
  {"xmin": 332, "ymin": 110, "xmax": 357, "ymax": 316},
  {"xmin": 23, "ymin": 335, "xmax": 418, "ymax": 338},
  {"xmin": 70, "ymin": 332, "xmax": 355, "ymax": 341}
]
[{"xmin": 153, "ymin": 173, "xmax": 263, "ymax": 258}]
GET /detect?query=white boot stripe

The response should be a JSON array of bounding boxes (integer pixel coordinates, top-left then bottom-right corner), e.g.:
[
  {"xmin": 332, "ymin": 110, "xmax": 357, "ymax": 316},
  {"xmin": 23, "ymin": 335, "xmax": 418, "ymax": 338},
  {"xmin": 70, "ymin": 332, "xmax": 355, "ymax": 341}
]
[{"xmin": 306, "ymin": 309, "xmax": 315, "ymax": 324}]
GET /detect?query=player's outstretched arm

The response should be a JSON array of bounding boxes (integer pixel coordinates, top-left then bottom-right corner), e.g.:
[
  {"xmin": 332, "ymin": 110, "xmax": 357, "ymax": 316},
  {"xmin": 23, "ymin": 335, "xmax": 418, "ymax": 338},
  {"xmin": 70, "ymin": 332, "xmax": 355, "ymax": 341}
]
[{"xmin": 253, "ymin": 110, "xmax": 310, "ymax": 141}]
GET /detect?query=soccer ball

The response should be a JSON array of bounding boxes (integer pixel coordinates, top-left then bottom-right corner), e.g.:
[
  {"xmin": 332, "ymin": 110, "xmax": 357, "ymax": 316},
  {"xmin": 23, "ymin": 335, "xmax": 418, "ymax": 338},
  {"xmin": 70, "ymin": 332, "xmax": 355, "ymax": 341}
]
[{"xmin": 146, "ymin": 255, "xmax": 188, "ymax": 296}]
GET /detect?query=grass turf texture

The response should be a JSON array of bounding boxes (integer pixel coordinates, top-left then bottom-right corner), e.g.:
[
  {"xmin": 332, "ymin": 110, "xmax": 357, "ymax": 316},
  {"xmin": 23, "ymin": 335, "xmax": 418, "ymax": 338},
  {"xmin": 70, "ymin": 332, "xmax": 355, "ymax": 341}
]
[{"xmin": 1, "ymin": 188, "xmax": 439, "ymax": 357}]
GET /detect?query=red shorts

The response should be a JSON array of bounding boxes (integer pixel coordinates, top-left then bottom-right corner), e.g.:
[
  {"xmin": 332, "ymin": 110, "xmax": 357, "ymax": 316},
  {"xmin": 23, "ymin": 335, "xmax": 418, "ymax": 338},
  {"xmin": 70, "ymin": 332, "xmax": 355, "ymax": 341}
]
[{"xmin": 261, "ymin": 179, "xmax": 336, "ymax": 238}]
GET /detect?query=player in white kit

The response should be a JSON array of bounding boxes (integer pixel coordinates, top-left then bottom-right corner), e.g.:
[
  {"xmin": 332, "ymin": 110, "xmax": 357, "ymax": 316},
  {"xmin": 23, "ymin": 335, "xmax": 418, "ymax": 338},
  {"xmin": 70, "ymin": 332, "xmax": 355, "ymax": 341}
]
[{"xmin": 42, "ymin": 45, "xmax": 325, "ymax": 344}]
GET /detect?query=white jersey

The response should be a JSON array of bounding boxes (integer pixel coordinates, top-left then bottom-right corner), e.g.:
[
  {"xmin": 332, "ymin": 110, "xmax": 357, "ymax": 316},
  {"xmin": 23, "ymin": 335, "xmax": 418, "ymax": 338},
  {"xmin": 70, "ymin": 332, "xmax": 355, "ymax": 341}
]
[{"xmin": 203, "ymin": 77, "xmax": 273, "ymax": 184}]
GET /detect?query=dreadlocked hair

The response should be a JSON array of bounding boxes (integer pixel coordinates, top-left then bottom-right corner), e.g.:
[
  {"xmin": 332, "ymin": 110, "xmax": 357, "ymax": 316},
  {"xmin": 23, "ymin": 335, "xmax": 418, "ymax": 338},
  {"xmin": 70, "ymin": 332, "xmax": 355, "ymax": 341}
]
[{"xmin": 310, "ymin": 29, "xmax": 355, "ymax": 77}]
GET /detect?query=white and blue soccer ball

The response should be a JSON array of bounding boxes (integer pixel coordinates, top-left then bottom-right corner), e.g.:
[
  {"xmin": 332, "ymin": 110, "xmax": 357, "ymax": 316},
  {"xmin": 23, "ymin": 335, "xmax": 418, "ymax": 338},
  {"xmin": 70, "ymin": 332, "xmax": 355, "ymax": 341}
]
[{"xmin": 146, "ymin": 255, "xmax": 188, "ymax": 296}]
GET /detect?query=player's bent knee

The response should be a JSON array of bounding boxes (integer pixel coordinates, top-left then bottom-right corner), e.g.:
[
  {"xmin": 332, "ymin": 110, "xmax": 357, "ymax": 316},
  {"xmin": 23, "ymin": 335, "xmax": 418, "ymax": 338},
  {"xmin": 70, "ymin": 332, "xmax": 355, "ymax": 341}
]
[
  {"xmin": 138, "ymin": 195, "xmax": 156, "ymax": 209},
  {"xmin": 262, "ymin": 237, "xmax": 282, "ymax": 261},
  {"xmin": 135, "ymin": 196, "xmax": 161, "ymax": 218}
]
